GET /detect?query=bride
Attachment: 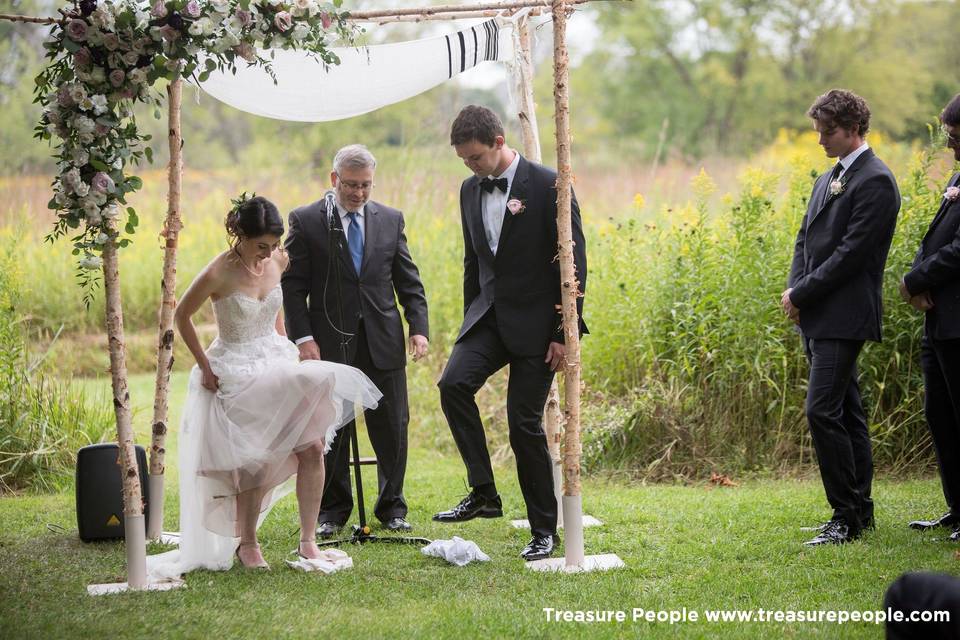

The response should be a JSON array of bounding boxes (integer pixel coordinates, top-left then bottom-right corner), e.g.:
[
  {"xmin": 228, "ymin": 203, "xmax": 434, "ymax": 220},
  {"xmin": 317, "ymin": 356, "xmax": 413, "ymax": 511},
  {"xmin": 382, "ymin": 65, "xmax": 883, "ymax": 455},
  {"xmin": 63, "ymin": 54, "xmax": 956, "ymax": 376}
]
[{"xmin": 149, "ymin": 194, "xmax": 380, "ymax": 576}]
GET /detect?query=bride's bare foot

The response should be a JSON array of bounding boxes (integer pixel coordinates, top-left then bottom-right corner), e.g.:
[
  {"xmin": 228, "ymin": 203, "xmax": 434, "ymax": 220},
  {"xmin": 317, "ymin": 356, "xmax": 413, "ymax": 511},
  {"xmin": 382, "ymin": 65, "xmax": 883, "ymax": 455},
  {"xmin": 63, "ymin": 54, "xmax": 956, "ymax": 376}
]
[
  {"xmin": 298, "ymin": 539, "xmax": 322, "ymax": 560},
  {"xmin": 236, "ymin": 542, "xmax": 270, "ymax": 569}
]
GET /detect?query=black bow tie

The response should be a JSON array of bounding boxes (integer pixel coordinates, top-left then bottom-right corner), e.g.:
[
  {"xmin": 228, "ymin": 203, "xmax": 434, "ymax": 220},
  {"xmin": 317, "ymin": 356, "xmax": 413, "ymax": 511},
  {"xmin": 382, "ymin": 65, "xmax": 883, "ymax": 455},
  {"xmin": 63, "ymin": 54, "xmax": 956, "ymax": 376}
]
[{"xmin": 480, "ymin": 177, "xmax": 508, "ymax": 194}]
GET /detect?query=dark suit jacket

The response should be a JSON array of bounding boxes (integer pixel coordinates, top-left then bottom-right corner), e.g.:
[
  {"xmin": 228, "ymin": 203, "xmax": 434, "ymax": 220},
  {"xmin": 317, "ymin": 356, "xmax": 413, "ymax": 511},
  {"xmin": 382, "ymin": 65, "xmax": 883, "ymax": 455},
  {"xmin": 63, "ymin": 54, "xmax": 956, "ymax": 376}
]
[
  {"xmin": 903, "ymin": 172, "xmax": 960, "ymax": 341},
  {"xmin": 456, "ymin": 155, "xmax": 588, "ymax": 357},
  {"xmin": 788, "ymin": 148, "xmax": 901, "ymax": 341},
  {"xmin": 282, "ymin": 199, "xmax": 428, "ymax": 370}
]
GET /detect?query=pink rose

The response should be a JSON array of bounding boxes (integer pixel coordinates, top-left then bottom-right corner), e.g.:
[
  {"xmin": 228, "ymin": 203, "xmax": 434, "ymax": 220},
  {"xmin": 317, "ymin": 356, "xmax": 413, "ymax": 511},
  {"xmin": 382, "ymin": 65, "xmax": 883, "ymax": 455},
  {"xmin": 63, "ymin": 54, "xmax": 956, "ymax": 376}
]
[
  {"xmin": 102, "ymin": 33, "xmax": 120, "ymax": 50},
  {"xmin": 320, "ymin": 11, "xmax": 332, "ymax": 29},
  {"xmin": 506, "ymin": 199, "xmax": 525, "ymax": 215},
  {"xmin": 91, "ymin": 172, "xmax": 115, "ymax": 193},
  {"xmin": 158, "ymin": 24, "xmax": 180, "ymax": 41},
  {"xmin": 233, "ymin": 42, "xmax": 257, "ymax": 62},
  {"xmin": 66, "ymin": 19, "xmax": 89, "ymax": 41},
  {"xmin": 945, "ymin": 186, "xmax": 960, "ymax": 202},
  {"xmin": 151, "ymin": 0, "xmax": 167, "ymax": 18},
  {"xmin": 57, "ymin": 85, "xmax": 73, "ymax": 107},
  {"xmin": 94, "ymin": 123, "xmax": 110, "ymax": 136},
  {"xmin": 120, "ymin": 86, "xmax": 137, "ymax": 99},
  {"xmin": 235, "ymin": 9, "xmax": 253, "ymax": 26},
  {"xmin": 184, "ymin": 0, "xmax": 201, "ymax": 18},
  {"xmin": 109, "ymin": 69, "xmax": 125, "ymax": 87},
  {"xmin": 274, "ymin": 11, "xmax": 293, "ymax": 32},
  {"xmin": 73, "ymin": 47, "xmax": 92, "ymax": 67}
]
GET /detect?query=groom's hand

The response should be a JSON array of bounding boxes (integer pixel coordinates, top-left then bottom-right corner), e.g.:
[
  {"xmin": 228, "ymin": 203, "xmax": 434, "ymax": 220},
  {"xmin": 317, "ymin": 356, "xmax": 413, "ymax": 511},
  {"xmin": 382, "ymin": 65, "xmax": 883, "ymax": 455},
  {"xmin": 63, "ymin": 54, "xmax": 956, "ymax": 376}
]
[
  {"xmin": 298, "ymin": 340, "xmax": 321, "ymax": 361},
  {"xmin": 545, "ymin": 341, "xmax": 565, "ymax": 372},
  {"xmin": 409, "ymin": 335, "xmax": 429, "ymax": 362}
]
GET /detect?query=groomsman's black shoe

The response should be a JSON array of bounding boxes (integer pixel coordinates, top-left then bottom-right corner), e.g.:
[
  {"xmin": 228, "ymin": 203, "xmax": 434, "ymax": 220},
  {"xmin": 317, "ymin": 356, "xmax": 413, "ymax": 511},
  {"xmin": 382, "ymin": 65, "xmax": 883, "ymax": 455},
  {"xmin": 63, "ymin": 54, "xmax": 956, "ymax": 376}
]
[
  {"xmin": 316, "ymin": 521, "xmax": 344, "ymax": 539},
  {"xmin": 432, "ymin": 492, "xmax": 503, "ymax": 522},
  {"xmin": 384, "ymin": 517, "xmax": 413, "ymax": 532},
  {"xmin": 520, "ymin": 534, "xmax": 556, "ymax": 561},
  {"xmin": 947, "ymin": 527, "xmax": 960, "ymax": 542},
  {"xmin": 803, "ymin": 519, "xmax": 860, "ymax": 547},
  {"xmin": 909, "ymin": 513, "xmax": 960, "ymax": 530}
]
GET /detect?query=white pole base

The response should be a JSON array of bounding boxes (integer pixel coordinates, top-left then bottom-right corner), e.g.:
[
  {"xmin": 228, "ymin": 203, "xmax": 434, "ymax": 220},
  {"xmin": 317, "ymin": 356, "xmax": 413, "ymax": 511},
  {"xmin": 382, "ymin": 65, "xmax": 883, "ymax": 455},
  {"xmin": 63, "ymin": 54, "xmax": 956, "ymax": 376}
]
[
  {"xmin": 526, "ymin": 553, "xmax": 626, "ymax": 573},
  {"xmin": 87, "ymin": 578, "xmax": 185, "ymax": 596},
  {"xmin": 146, "ymin": 474, "xmax": 165, "ymax": 540},
  {"xmin": 552, "ymin": 460, "xmax": 563, "ymax": 528},
  {"xmin": 125, "ymin": 514, "xmax": 148, "ymax": 589},
  {"xmin": 510, "ymin": 516, "xmax": 603, "ymax": 529}
]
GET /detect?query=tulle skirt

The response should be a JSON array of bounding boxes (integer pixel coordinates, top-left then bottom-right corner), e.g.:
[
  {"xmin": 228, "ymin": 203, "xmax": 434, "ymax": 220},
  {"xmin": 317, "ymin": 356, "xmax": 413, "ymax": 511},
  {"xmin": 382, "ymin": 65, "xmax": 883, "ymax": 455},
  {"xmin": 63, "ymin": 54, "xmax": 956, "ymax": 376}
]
[{"xmin": 147, "ymin": 333, "xmax": 381, "ymax": 579}]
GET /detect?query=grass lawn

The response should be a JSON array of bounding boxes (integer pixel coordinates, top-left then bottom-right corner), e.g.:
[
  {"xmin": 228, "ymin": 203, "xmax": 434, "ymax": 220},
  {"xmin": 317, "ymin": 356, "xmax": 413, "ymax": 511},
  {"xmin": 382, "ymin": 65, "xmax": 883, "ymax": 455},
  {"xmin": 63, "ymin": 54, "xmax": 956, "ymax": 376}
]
[{"xmin": 1, "ymin": 373, "xmax": 958, "ymax": 639}]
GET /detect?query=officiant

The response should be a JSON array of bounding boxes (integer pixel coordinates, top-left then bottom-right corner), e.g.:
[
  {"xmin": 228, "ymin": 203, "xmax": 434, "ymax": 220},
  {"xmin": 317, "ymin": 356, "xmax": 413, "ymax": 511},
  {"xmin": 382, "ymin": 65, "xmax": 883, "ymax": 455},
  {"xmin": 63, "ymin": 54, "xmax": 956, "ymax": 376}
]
[{"xmin": 282, "ymin": 144, "xmax": 430, "ymax": 536}]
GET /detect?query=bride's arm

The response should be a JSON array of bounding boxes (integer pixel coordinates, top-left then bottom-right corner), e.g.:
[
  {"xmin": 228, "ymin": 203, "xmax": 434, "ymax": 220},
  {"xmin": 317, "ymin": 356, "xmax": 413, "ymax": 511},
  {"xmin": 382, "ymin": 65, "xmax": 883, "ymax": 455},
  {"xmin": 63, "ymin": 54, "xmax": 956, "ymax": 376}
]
[{"xmin": 175, "ymin": 263, "xmax": 222, "ymax": 390}]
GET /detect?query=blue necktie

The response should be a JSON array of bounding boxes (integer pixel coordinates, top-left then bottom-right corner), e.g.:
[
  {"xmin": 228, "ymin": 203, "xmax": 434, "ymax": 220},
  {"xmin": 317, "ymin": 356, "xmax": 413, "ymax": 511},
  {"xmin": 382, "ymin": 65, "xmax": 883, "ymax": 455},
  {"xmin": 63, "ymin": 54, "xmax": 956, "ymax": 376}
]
[{"xmin": 347, "ymin": 212, "xmax": 363, "ymax": 274}]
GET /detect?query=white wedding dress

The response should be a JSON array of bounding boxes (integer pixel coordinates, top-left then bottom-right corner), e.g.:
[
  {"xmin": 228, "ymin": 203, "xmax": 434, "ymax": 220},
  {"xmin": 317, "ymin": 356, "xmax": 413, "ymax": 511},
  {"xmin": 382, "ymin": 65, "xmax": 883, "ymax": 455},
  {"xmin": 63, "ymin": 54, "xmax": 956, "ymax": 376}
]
[{"xmin": 147, "ymin": 284, "xmax": 381, "ymax": 580}]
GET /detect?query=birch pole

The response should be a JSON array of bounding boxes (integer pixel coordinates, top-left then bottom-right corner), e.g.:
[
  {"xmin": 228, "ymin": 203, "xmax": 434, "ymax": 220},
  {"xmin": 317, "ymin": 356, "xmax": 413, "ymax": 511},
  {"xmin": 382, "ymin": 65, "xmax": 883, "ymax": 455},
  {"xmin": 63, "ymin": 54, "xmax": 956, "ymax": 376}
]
[
  {"xmin": 513, "ymin": 14, "xmax": 564, "ymax": 527},
  {"xmin": 102, "ymin": 232, "xmax": 148, "ymax": 588},
  {"xmin": 147, "ymin": 78, "xmax": 184, "ymax": 540},
  {"xmin": 551, "ymin": 0, "xmax": 584, "ymax": 567}
]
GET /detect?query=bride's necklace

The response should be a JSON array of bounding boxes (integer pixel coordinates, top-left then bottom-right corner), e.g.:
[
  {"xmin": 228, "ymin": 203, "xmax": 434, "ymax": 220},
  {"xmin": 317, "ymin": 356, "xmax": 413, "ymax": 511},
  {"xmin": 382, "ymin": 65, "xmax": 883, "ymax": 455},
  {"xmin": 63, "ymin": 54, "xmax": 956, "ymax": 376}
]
[{"xmin": 238, "ymin": 255, "xmax": 265, "ymax": 278}]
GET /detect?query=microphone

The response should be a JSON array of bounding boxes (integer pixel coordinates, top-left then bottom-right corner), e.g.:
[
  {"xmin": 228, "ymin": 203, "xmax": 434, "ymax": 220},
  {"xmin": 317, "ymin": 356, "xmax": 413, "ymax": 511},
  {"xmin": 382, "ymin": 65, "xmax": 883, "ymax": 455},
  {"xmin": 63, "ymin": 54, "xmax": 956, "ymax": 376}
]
[{"xmin": 324, "ymin": 190, "xmax": 336, "ymax": 229}]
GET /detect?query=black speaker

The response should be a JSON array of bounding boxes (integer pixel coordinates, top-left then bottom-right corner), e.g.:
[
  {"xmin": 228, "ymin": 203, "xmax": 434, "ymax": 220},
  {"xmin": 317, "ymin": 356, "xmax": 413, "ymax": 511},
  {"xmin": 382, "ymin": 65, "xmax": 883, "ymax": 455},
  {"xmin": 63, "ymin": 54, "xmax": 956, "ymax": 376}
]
[{"xmin": 75, "ymin": 443, "xmax": 150, "ymax": 542}]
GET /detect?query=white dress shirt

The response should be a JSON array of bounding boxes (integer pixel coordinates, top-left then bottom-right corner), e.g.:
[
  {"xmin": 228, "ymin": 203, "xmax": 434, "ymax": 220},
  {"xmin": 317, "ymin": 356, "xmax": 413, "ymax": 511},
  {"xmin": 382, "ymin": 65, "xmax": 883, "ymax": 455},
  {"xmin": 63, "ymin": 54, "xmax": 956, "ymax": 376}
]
[
  {"xmin": 481, "ymin": 151, "xmax": 520, "ymax": 255},
  {"xmin": 836, "ymin": 142, "xmax": 870, "ymax": 179}
]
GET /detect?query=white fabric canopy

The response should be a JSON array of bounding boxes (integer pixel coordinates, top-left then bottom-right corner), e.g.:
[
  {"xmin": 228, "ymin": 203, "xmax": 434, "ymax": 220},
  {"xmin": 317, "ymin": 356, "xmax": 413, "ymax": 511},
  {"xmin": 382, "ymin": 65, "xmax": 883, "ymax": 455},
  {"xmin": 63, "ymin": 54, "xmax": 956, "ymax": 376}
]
[{"xmin": 196, "ymin": 19, "xmax": 515, "ymax": 122}]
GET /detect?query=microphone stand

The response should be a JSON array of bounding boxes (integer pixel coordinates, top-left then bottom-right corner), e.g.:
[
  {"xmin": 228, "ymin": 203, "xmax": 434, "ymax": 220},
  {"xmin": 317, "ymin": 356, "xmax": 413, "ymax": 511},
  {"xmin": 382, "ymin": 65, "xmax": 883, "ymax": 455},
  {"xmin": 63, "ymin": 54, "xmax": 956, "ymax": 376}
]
[{"xmin": 318, "ymin": 198, "xmax": 429, "ymax": 548}]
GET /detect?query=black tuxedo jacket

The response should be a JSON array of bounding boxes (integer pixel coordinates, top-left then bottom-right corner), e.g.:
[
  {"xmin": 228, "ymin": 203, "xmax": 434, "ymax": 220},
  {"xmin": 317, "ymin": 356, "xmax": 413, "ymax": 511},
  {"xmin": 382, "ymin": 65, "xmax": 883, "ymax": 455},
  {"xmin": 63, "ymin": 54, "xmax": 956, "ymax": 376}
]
[
  {"xmin": 281, "ymin": 199, "xmax": 429, "ymax": 370},
  {"xmin": 904, "ymin": 172, "xmax": 960, "ymax": 341},
  {"xmin": 788, "ymin": 148, "xmax": 900, "ymax": 341},
  {"xmin": 456, "ymin": 155, "xmax": 588, "ymax": 356}
]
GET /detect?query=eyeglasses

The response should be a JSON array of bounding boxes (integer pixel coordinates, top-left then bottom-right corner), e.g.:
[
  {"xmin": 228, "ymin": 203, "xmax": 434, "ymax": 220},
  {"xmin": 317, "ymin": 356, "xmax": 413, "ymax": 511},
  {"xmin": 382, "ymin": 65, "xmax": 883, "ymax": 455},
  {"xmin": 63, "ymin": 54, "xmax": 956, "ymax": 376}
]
[{"xmin": 336, "ymin": 173, "xmax": 374, "ymax": 192}]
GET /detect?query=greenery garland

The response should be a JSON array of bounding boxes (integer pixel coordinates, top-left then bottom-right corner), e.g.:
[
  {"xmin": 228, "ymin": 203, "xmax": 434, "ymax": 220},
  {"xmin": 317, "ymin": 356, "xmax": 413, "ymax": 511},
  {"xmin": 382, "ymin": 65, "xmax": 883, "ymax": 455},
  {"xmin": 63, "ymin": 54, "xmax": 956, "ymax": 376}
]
[{"xmin": 33, "ymin": 0, "xmax": 355, "ymax": 303}]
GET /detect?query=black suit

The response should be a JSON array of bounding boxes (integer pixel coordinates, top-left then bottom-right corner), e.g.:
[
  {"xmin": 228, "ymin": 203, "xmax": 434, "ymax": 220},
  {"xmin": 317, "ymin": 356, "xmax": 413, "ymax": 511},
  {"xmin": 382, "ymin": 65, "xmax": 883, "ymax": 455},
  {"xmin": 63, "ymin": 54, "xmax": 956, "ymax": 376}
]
[
  {"xmin": 282, "ymin": 198, "xmax": 428, "ymax": 524},
  {"xmin": 438, "ymin": 155, "xmax": 587, "ymax": 538},
  {"xmin": 788, "ymin": 147, "xmax": 900, "ymax": 530},
  {"xmin": 903, "ymin": 173, "xmax": 960, "ymax": 518}
]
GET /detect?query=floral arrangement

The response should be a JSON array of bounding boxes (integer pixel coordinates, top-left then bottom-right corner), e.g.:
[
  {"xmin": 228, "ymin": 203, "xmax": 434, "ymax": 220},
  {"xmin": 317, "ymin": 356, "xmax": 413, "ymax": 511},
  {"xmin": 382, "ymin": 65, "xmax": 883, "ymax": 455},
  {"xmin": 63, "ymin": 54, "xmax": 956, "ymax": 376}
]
[
  {"xmin": 33, "ymin": 0, "xmax": 354, "ymax": 298},
  {"xmin": 944, "ymin": 185, "xmax": 960, "ymax": 202}
]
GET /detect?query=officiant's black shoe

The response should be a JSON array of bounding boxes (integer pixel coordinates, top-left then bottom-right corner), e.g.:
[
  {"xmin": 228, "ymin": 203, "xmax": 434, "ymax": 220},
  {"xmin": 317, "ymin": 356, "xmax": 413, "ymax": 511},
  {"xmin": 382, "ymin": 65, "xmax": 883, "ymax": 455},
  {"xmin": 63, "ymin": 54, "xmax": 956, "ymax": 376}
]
[
  {"xmin": 316, "ymin": 521, "xmax": 344, "ymax": 539},
  {"xmin": 384, "ymin": 517, "xmax": 413, "ymax": 532},
  {"xmin": 909, "ymin": 513, "xmax": 960, "ymax": 530},
  {"xmin": 520, "ymin": 534, "xmax": 556, "ymax": 561},
  {"xmin": 803, "ymin": 519, "xmax": 860, "ymax": 547},
  {"xmin": 432, "ymin": 492, "xmax": 503, "ymax": 522}
]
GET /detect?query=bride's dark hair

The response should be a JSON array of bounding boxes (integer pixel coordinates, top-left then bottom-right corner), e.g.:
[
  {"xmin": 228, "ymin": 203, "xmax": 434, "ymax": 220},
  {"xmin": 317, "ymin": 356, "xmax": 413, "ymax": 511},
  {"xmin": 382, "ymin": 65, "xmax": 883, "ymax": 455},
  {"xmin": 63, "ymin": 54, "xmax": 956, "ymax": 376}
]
[{"xmin": 224, "ymin": 194, "xmax": 284, "ymax": 253}]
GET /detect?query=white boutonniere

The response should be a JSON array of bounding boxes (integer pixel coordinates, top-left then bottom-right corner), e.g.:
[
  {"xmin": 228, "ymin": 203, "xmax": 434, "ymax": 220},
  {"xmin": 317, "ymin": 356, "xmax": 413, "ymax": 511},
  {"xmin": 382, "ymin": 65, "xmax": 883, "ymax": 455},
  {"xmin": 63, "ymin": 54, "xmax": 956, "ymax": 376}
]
[
  {"xmin": 944, "ymin": 186, "xmax": 960, "ymax": 202},
  {"xmin": 506, "ymin": 198, "xmax": 526, "ymax": 215},
  {"xmin": 829, "ymin": 179, "xmax": 845, "ymax": 197}
]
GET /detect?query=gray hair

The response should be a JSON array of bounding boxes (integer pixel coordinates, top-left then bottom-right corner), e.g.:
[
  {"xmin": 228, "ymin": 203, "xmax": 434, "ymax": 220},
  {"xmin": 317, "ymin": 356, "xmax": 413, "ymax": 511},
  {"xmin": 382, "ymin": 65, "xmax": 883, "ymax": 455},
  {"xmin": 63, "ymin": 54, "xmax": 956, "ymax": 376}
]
[{"xmin": 333, "ymin": 144, "xmax": 377, "ymax": 174}]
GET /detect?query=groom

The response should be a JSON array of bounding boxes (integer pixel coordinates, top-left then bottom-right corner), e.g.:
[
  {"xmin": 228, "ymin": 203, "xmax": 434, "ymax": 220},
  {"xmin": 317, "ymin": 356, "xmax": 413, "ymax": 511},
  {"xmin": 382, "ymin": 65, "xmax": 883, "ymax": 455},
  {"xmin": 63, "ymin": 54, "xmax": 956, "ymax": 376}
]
[
  {"xmin": 434, "ymin": 105, "xmax": 587, "ymax": 561},
  {"xmin": 782, "ymin": 89, "xmax": 900, "ymax": 546},
  {"xmin": 282, "ymin": 144, "xmax": 429, "ymax": 535}
]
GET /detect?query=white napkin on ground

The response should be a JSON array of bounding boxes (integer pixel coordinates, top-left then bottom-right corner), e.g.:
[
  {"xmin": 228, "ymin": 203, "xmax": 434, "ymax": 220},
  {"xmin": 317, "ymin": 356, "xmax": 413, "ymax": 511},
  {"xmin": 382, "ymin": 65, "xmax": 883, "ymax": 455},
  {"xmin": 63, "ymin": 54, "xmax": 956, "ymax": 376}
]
[
  {"xmin": 421, "ymin": 537, "xmax": 491, "ymax": 566},
  {"xmin": 285, "ymin": 548, "xmax": 353, "ymax": 573}
]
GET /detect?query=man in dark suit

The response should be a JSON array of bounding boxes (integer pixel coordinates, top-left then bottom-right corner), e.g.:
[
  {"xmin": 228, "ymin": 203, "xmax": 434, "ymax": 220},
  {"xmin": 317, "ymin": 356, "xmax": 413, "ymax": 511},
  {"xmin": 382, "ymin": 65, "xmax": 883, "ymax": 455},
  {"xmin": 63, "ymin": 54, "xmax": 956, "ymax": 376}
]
[
  {"xmin": 900, "ymin": 94, "xmax": 960, "ymax": 538},
  {"xmin": 433, "ymin": 105, "xmax": 587, "ymax": 561},
  {"xmin": 782, "ymin": 89, "xmax": 900, "ymax": 546},
  {"xmin": 282, "ymin": 144, "xmax": 429, "ymax": 536}
]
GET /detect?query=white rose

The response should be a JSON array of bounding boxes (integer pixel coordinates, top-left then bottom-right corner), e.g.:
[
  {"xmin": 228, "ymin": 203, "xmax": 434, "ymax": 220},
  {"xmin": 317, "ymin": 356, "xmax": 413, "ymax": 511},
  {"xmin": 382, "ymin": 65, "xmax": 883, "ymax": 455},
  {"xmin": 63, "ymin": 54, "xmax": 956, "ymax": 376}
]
[
  {"xmin": 69, "ymin": 84, "xmax": 87, "ymax": 103},
  {"xmin": 211, "ymin": 0, "xmax": 230, "ymax": 13},
  {"xmin": 79, "ymin": 132, "xmax": 95, "ymax": 145},
  {"xmin": 74, "ymin": 181, "xmax": 90, "ymax": 197},
  {"xmin": 86, "ymin": 26, "xmax": 104, "ymax": 46},
  {"xmin": 71, "ymin": 148, "xmax": 89, "ymax": 165},
  {"xmin": 74, "ymin": 116, "xmax": 96, "ymax": 134},
  {"xmin": 94, "ymin": 232, "xmax": 109, "ymax": 245},
  {"xmin": 79, "ymin": 255, "xmax": 103, "ymax": 270},
  {"xmin": 188, "ymin": 20, "xmax": 204, "ymax": 36},
  {"xmin": 291, "ymin": 23, "xmax": 310, "ymax": 41},
  {"xmin": 112, "ymin": 157, "xmax": 123, "ymax": 170},
  {"xmin": 90, "ymin": 67, "xmax": 107, "ymax": 84},
  {"xmin": 185, "ymin": 43, "xmax": 201, "ymax": 56},
  {"xmin": 122, "ymin": 50, "xmax": 140, "ymax": 66},
  {"xmin": 55, "ymin": 191, "xmax": 70, "ymax": 206},
  {"xmin": 127, "ymin": 68, "xmax": 146, "ymax": 84},
  {"xmin": 64, "ymin": 167, "xmax": 81, "ymax": 188},
  {"xmin": 90, "ymin": 94, "xmax": 109, "ymax": 115},
  {"xmin": 103, "ymin": 203, "xmax": 121, "ymax": 220}
]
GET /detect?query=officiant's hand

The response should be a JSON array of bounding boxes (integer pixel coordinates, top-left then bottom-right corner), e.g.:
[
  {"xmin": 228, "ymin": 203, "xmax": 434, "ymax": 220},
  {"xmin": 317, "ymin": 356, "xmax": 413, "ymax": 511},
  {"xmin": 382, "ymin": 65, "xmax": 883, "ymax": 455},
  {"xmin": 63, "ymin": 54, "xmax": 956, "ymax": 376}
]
[
  {"xmin": 298, "ymin": 340, "xmax": 321, "ymax": 361},
  {"xmin": 545, "ymin": 341, "xmax": 565, "ymax": 372},
  {"xmin": 409, "ymin": 334, "xmax": 429, "ymax": 362}
]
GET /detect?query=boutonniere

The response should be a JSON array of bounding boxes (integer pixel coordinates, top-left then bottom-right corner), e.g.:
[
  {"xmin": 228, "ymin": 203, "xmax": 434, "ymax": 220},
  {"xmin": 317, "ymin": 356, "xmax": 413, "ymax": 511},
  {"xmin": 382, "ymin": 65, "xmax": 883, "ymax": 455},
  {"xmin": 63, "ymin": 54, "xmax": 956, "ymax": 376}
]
[
  {"xmin": 506, "ymin": 198, "xmax": 526, "ymax": 215},
  {"xmin": 829, "ymin": 178, "xmax": 846, "ymax": 197},
  {"xmin": 944, "ymin": 186, "xmax": 960, "ymax": 202}
]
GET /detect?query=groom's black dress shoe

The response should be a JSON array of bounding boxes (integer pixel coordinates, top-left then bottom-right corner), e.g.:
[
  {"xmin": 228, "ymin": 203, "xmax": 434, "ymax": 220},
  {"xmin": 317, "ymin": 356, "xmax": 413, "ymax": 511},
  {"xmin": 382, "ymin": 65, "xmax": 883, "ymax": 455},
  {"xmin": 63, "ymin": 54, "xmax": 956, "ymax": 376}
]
[
  {"xmin": 432, "ymin": 492, "xmax": 503, "ymax": 522},
  {"xmin": 384, "ymin": 517, "xmax": 413, "ymax": 532},
  {"xmin": 316, "ymin": 521, "xmax": 344, "ymax": 539},
  {"xmin": 909, "ymin": 513, "xmax": 960, "ymax": 530},
  {"xmin": 803, "ymin": 519, "xmax": 860, "ymax": 547},
  {"xmin": 520, "ymin": 534, "xmax": 556, "ymax": 561}
]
